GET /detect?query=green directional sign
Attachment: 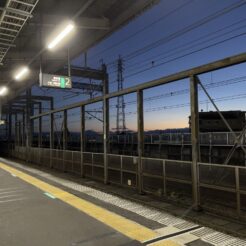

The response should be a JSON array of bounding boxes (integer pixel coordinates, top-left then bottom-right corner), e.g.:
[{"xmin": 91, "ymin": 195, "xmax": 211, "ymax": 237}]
[{"xmin": 39, "ymin": 73, "xmax": 72, "ymax": 89}]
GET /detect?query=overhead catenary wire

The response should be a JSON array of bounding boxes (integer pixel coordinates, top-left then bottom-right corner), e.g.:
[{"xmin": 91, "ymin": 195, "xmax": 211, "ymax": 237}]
[
  {"xmin": 123, "ymin": 17, "xmax": 246, "ymax": 73},
  {"xmin": 109, "ymin": 25, "xmax": 246, "ymax": 82},
  {"xmin": 49, "ymin": 75, "xmax": 246, "ymax": 121},
  {"xmin": 88, "ymin": 0, "xmax": 194, "ymax": 62},
  {"xmin": 120, "ymin": 93, "xmax": 246, "ymax": 116},
  {"xmin": 121, "ymin": 0, "xmax": 246, "ymax": 62},
  {"xmin": 109, "ymin": 31, "xmax": 246, "ymax": 84}
]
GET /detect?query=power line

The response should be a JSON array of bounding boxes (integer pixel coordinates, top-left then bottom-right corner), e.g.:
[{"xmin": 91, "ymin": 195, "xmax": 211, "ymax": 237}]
[
  {"xmin": 56, "ymin": 75, "xmax": 246, "ymax": 119},
  {"xmin": 88, "ymin": 0, "xmax": 194, "ymax": 63},
  {"xmin": 123, "ymin": 75, "xmax": 246, "ymax": 106},
  {"xmin": 111, "ymin": 31, "xmax": 246, "ymax": 82},
  {"xmin": 120, "ymin": 93, "xmax": 246, "ymax": 116},
  {"xmin": 123, "ymin": 18, "xmax": 246, "ymax": 73},
  {"xmin": 121, "ymin": 0, "xmax": 246, "ymax": 62}
]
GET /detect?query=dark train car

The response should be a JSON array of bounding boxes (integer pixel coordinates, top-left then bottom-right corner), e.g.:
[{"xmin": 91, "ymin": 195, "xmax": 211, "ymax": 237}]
[{"xmin": 189, "ymin": 111, "xmax": 245, "ymax": 132}]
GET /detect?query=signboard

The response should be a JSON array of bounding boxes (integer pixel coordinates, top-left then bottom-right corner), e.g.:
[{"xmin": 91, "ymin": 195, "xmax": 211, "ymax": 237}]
[{"xmin": 39, "ymin": 73, "xmax": 72, "ymax": 89}]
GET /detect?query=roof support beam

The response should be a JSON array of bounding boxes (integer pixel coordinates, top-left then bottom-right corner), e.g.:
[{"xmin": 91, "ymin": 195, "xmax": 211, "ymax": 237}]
[
  {"xmin": 59, "ymin": 66, "xmax": 105, "ymax": 80},
  {"xmin": 15, "ymin": 95, "xmax": 53, "ymax": 101},
  {"xmin": 28, "ymin": 16, "xmax": 110, "ymax": 30},
  {"xmin": 0, "ymin": 41, "xmax": 15, "ymax": 47},
  {"xmin": 0, "ymin": 7, "xmax": 33, "ymax": 18},
  {"xmin": 72, "ymin": 82, "xmax": 103, "ymax": 92}
]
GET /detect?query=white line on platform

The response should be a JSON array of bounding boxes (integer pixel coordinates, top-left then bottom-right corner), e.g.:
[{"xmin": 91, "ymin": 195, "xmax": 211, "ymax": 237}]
[
  {"xmin": 0, "ymin": 190, "xmax": 24, "ymax": 195},
  {"xmin": 0, "ymin": 198, "xmax": 26, "ymax": 204},
  {"xmin": 0, "ymin": 194, "xmax": 23, "ymax": 200}
]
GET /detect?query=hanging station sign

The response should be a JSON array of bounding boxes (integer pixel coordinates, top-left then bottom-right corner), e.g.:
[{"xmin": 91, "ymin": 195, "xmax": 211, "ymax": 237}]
[{"xmin": 39, "ymin": 73, "xmax": 72, "ymax": 89}]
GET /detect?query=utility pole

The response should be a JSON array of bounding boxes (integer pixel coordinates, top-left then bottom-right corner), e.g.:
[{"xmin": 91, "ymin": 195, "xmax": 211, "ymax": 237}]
[{"xmin": 116, "ymin": 56, "xmax": 126, "ymax": 134}]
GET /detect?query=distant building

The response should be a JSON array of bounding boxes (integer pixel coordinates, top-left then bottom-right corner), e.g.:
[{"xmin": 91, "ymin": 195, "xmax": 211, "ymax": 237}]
[{"xmin": 189, "ymin": 111, "xmax": 245, "ymax": 132}]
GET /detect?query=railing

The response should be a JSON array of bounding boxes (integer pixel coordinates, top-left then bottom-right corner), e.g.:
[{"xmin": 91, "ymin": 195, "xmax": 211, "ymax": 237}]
[
  {"xmin": 198, "ymin": 162, "xmax": 246, "ymax": 217},
  {"xmin": 82, "ymin": 132, "xmax": 243, "ymax": 146},
  {"xmin": 9, "ymin": 146, "xmax": 246, "ymax": 220},
  {"xmin": 144, "ymin": 132, "xmax": 242, "ymax": 145}
]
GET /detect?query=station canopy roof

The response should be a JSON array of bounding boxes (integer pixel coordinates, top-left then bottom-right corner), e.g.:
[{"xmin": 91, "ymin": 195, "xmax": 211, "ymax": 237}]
[{"xmin": 0, "ymin": 0, "xmax": 159, "ymax": 97}]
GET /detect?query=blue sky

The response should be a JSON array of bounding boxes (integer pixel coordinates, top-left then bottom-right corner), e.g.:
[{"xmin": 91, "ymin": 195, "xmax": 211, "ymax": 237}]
[{"xmin": 32, "ymin": 0, "xmax": 246, "ymax": 133}]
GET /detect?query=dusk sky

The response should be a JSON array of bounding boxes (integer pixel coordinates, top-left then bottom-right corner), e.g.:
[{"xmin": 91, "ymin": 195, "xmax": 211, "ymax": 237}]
[{"xmin": 33, "ymin": 0, "xmax": 246, "ymax": 133}]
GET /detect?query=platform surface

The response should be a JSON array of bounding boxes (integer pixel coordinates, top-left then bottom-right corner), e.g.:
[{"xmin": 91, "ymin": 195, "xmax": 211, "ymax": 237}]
[
  {"xmin": 0, "ymin": 158, "xmax": 245, "ymax": 246},
  {"xmin": 0, "ymin": 164, "xmax": 144, "ymax": 246}
]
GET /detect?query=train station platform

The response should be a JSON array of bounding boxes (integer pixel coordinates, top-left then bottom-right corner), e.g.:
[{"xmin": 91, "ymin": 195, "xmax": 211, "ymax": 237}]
[{"xmin": 0, "ymin": 158, "xmax": 245, "ymax": 246}]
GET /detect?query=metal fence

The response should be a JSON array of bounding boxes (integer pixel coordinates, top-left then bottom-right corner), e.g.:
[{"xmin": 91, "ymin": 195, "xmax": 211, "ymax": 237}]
[
  {"xmin": 76, "ymin": 132, "xmax": 243, "ymax": 146},
  {"xmin": 109, "ymin": 132, "xmax": 242, "ymax": 145},
  {"xmin": 8, "ymin": 146, "xmax": 246, "ymax": 221}
]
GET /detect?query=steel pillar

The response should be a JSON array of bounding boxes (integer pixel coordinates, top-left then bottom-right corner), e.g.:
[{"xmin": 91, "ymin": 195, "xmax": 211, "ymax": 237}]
[
  {"xmin": 137, "ymin": 90, "xmax": 144, "ymax": 194},
  {"xmin": 14, "ymin": 114, "xmax": 17, "ymax": 146},
  {"xmin": 190, "ymin": 75, "xmax": 201, "ymax": 211},
  {"xmin": 63, "ymin": 109, "xmax": 68, "ymax": 171},
  {"xmin": 25, "ymin": 89, "xmax": 32, "ymax": 162},
  {"xmin": 17, "ymin": 122, "xmax": 21, "ymax": 146},
  {"xmin": 22, "ymin": 111, "xmax": 25, "ymax": 146},
  {"xmin": 63, "ymin": 110, "xmax": 68, "ymax": 150},
  {"xmin": 8, "ymin": 104, "xmax": 12, "ymax": 142},
  {"xmin": 50, "ymin": 99, "xmax": 54, "ymax": 149},
  {"xmin": 50, "ymin": 99, "xmax": 54, "ymax": 167},
  {"xmin": 81, "ymin": 105, "xmax": 85, "ymax": 177},
  {"xmin": 38, "ymin": 102, "xmax": 42, "ymax": 147},
  {"xmin": 103, "ymin": 64, "xmax": 109, "ymax": 184}
]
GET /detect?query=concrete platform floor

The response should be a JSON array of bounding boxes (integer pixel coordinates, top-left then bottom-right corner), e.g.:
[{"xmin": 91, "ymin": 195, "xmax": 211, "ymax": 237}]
[
  {"xmin": 0, "ymin": 158, "xmax": 245, "ymax": 246},
  {"xmin": 0, "ymin": 166, "xmax": 144, "ymax": 246}
]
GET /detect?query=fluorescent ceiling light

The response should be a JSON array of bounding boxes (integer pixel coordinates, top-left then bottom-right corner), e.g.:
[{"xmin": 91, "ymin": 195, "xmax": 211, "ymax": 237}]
[
  {"xmin": 0, "ymin": 86, "xmax": 8, "ymax": 96},
  {"xmin": 47, "ymin": 22, "xmax": 75, "ymax": 50},
  {"xmin": 15, "ymin": 66, "xmax": 29, "ymax": 80}
]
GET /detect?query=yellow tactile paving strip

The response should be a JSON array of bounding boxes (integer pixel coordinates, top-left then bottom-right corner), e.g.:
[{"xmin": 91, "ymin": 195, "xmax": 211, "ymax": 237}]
[
  {"xmin": 150, "ymin": 240, "xmax": 181, "ymax": 246},
  {"xmin": 0, "ymin": 161, "xmax": 180, "ymax": 245}
]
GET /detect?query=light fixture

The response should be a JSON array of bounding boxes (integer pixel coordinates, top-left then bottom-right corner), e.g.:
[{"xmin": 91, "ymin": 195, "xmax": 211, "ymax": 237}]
[
  {"xmin": 14, "ymin": 66, "xmax": 29, "ymax": 81},
  {"xmin": 47, "ymin": 21, "xmax": 75, "ymax": 50},
  {"xmin": 0, "ymin": 86, "xmax": 8, "ymax": 96}
]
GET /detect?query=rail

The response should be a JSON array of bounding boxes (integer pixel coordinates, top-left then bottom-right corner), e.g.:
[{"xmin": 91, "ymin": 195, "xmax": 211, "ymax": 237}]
[{"xmin": 109, "ymin": 131, "xmax": 242, "ymax": 145}]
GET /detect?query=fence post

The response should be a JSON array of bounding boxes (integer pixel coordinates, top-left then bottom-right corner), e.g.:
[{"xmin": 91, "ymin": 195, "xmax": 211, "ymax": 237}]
[
  {"xmin": 181, "ymin": 134, "xmax": 184, "ymax": 161},
  {"xmin": 163, "ymin": 160, "xmax": 167, "ymax": 196},
  {"xmin": 38, "ymin": 103, "xmax": 42, "ymax": 148},
  {"xmin": 120, "ymin": 155, "xmax": 123, "ymax": 185},
  {"xmin": 209, "ymin": 133, "xmax": 212, "ymax": 163},
  {"xmin": 137, "ymin": 89, "xmax": 144, "ymax": 194},
  {"xmin": 25, "ymin": 89, "xmax": 32, "ymax": 163},
  {"xmin": 81, "ymin": 105, "xmax": 85, "ymax": 177},
  {"xmin": 103, "ymin": 64, "xmax": 109, "ymax": 184},
  {"xmin": 92, "ymin": 153, "xmax": 94, "ymax": 178},
  {"xmin": 235, "ymin": 167, "xmax": 241, "ymax": 217},
  {"xmin": 63, "ymin": 110, "xmax": 68, "ymax": 171},
  {"xmin": 190, "ymin": 75, "xmax": 201, "ymax": 211}
]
